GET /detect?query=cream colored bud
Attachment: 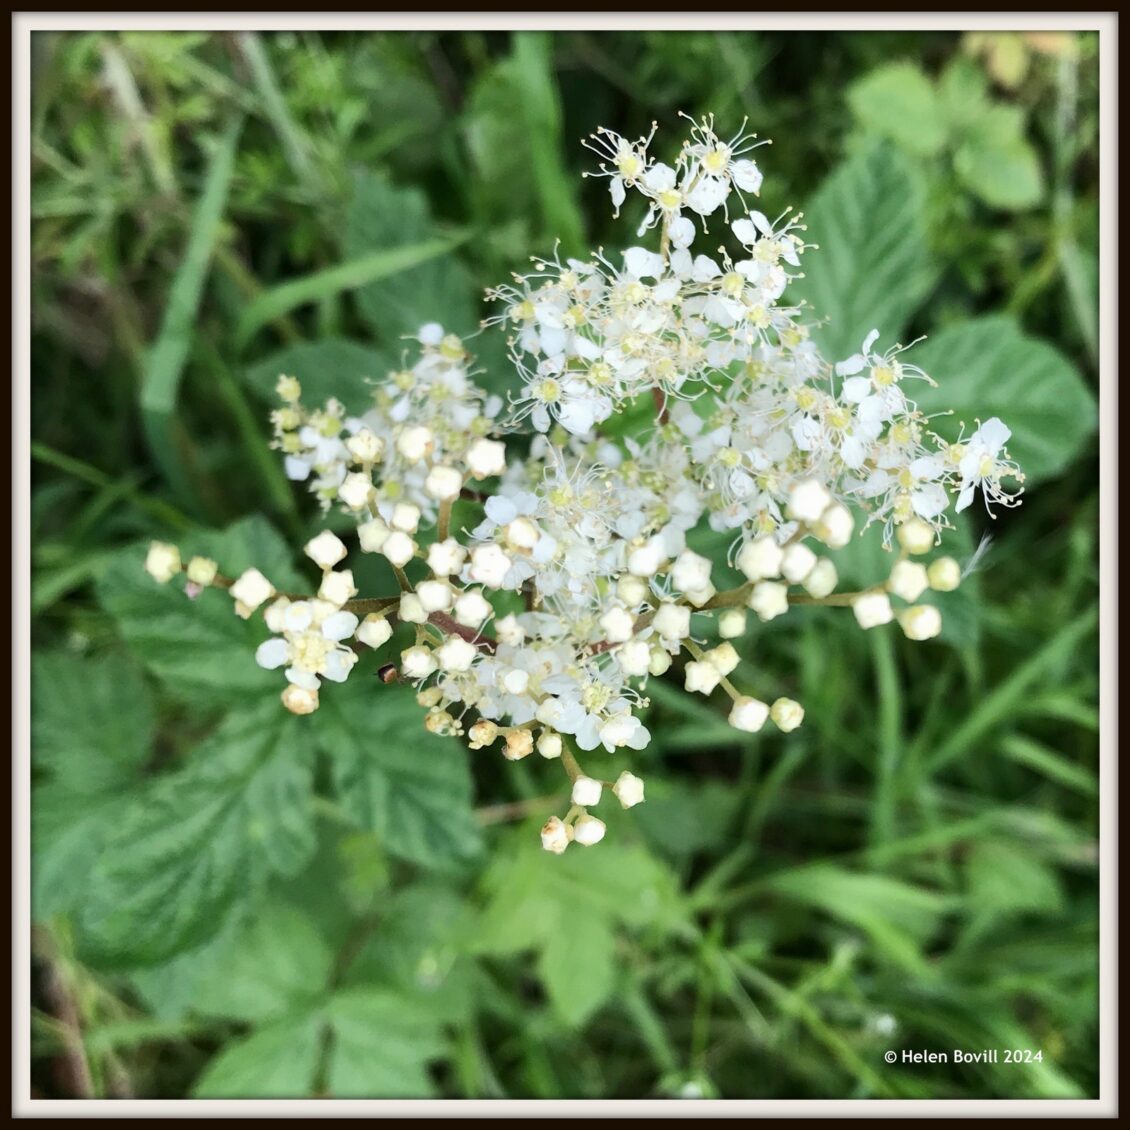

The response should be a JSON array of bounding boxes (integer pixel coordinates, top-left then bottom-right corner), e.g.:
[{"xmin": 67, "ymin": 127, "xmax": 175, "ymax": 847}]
[
  {"xmin": 748, "ymin": 580, "xmax": 789, "ymax": 622},
  {"xmin": 612, "ymin": 771, "xmax": 645, "ymax": 809},
  {"xmin": 729, "ymin": 695, "xmax": 770, "ymax": 733},
  {"xmin": 770, "ymin": 697, "xmax": 805, "ymax": 732},
  {"xmin": 706, "ymin": 642, "xmax": 740, "ymax": 676},
  {"xmin": 145, "ymin": 541, "xmax": 182, "ymax": 584},
  {"xmin": 305, "ymin": 529, "xmax": 348, "ymax": 569},
  {"xmin": 382, "ymin": 531, "xmax": 417, "ymax": 568},
  {"xmin": 427, "ymin": 538, "xmax": 466, "ymax": 577},
  {"xmin": 358, "ymin": 517, "xmax": 391, "ymax": 553},
  {"xmin": 397, "ymin": 425, "xmax": 434, "ymax": 463},
  {"xmin": 599, "ymin": 606, "xmax": 635, "ymax": 644},
  {"xmin": 685, "ymin": 660, "xmax": 721, "ymax": 695},
  {"xmin": 466, "ymin": 438, "xmax": 506, "ymax": 479},
  {"xmin": 617, "ymin": 574, "xmax": 649, "ymax": 607},
  {"xmin": 398, "ymin": 592, "xmax": 428, "ymax": 624},
  {"xmin": 185, "ymin": 555, "xmax": 217, "ymax": 587},
  {"xmin": 737, "ymin": 536, "xmax": 784, "ymax": 581},
  {"xmin": 802, "ymin": 558, "xmax": 838, "ymax": 599},
  {"xmin": 425, "ymin": 464, "xmax": 464, "ymax": 502},
  {"xmin": 345, "ymin": 428, "xmax": 383, "ymax": 464},
  {"xmin": 899, "ymin": 604, "xmax": 943, "ymax": 641},
  {"xmin": 888, "ymin": 560, "xmax": 929, "ymax": 603},
  {"xmin": 927, "ymin": 556, "xmax": 962, "ymax": 592},
  {"xmin": 653, "ymin": 602, "xmax": 691, "ymax": 640},
  {"xmin": 391, "ymin": 503, "xmax": 421, "ymax": 534},
  {"xmin": 416, "ymin": 579, "xmax": 454, "ymax": 613},
  {"xmin": 276, "ymin": 374, "xmax": 301, "ymax": 402},
  {"xmin": 229, "ymin": 568, "xmax": 274, "ymax": 613},
  {"xmin": 812, "ymin": 503, "xmax": 854, "ymax": 549},
  {"xmin": 468, "ymin": 720, "xmax": 499, "ymax": 749},
  {"xmin": 781, "ymin": 543, "xmax": 818, "ymax": 584},
  {"xmin": 338, "ymin": 472, "xmax": 374, "ymax": 511},
  {"xmin": 571, "ymin": 776, "xmax": 603, "ymax": 807},
  {"xmin": 787, "ymin": 479, "xmax": 832, "ymax": 524},
  {"xmin": 281, "ymin": 683, "xmax": 319, "ymax": 715},
  {"xmin": 537, "ymin": 731, "xmax": 563, "ymax": 759},
  {"xmin": 319, "ymin": 569, "xmax": 357, "ymax": 608},
  {"xmin": 356, "ymin": 614, "xmax": 393, "ymax": 649},
  {"xmin": 540, "ymin": 815, "xmax": 572, "ymax": 854},
  {"xmin": 572, "ymin": 814, "xmax": 606, "ymax": 846},
  {"xmin": 718, "ymin": 608, "xmax": 747, "ymax": 639},
  {"xmin": 504, "ymin": 728, "xmax": 534, "ymax": 761},
  {"xmin": 853, "ymin": 592, "xmax": 893, "ymax": 630},
  {"xmin": 897, "ymin": 518, "xmax": 935, "ymax": 555}
]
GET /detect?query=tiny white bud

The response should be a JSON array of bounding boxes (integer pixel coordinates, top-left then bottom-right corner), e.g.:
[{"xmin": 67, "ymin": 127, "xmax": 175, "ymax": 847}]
[
  {"xmin": 718, "ymin": 608, "xmax": 747, "ymax": 639},
  {"xmin": 425, "ymin": 464, "xmax": 464, "ymax": 502},
  {"xmin": 672, "ymin": 549, "xmax": 712, "ymax": 594},
  {"xmin": 319, "ymin": 569, "xmax": 357, "ymax": 608},
  {"xmin": 812, "ymin": 503, "xmax": 854, "ymax": 549},
  {"xmin": 627, "ymin": 539, "xmax": 665, "ymax": 577},
  {"xmin": 540, "ymin": 815, "xmax": 572, "ymax": 854},
  {"xmin": 427, "ymin": 538, "xmax": 467, "ymax": 576},
  {"xmin": 802, "ymin": 558, "xmax": 838, "ymax": 599},
  {"xmin": 337, "ymin": 471, "xmax": 374, "ymax": 511},
  {"xmin": 454, "ymin": 589, "xmax": 493, "ymax": 627},
  {"xmin": 501, "ymin": 667, "xmax": 529, "ymax": 695},
  {"xmin": 617, "ymin": 574, "xmax": 649, "ymax": 607},
  {"xmin": 537, "ymin": 731, "xmax": 563, "ymax": 759},
  {"xmin": 503, "ymin": 517, "xmax": 540, "ymax": 553},
  {"xmin": 466, "ymin": 437, "xmax": 507, "ymax": 479},
  {"xmin": 400, "ymin": 645, "xmax": 437, "ymax": 680},
  {"xmin": 391, "ymin": 503, "xmax": 421, "ymax": 534},
  {"xmin": 416, "ymin": 579, "xmax": 454, "ymax": 613},
  {"xmin": 397, "ymin": 425, "xmax": 434, "ymax": 463},
  {"xmin": 770, "ymin": 697, "xmax": 805, "ymax": 732},
  {"xmin": 616, "ymin": 638, "xmax": 651, "ymax": 677},
  {"xmin": 468, "ymin": 720, "xmax": 499, "ymax": 749},
  {"xmin": 780, "ymin": 543, "xmax": 817, "ymax": 584},
  {"xmin": 599, "ymin": 605, "xmax": 635, "ymax": 644},
  {"xmin": 469, "ymin": 544, "xmax": 512, "ymax": 589},
  {"xmin": 685, "ymin": 660, "xmax": 721, "ymax": 695},
  {"xmin": 437, "ymin": 636, "xmax": 477, "ymax": 672},
  {"xmin": 229, "ymin": 568, "xmax": 274, "ymax": 613},
  {"xmin": 145, "ymin": 541, "xmax": 181, "ymax": 584},
  {"xmin": 305, "ymin": 530, "xmax": 348, "ymax": 570},
  {"xmin": 648, "ymin": 646, "xmax": 673, "ymax": 676},
  {"xmin": 276, "ymin": 374, "xmax": 302, "ymax": 403},
  {"xmin": 853, "ymin": 592, "xmax": 894, "ymax": 630},
  {"xmin": 572, "ymin": 814, "xmax": 606, "ymax": 846},
  {"xmin": 927, "ymin": 556, "xmax": 962, "ymax": 592},
  {"xmin": 737, "ymin": 536, "xmax": 784, "ymax": 581},
  {"xmin": 612, "ymin": 771, "xmax": 645, "ymax": 809},
  {"xmin": 897, "ymin": 518, "xmax": 935, "ymax": 555},
  {"xmin": 748, "ymin": 580, "xmax": 789, "ymax": 622},
  {"xmin": 495, "ymin": 613, "xmax": 525, "ymax": 646},
  {"xmin": 684, "ymin": 583, "xmax": 716, "ymax": 608},
  {"xmin": 382, "ymin": 531, "xmax": 417, "ymax": 568},
  {"xmin": 398, "ymin": 592, "xmax": 428, "ymax": 624},
  {"xmin": 357, "ymin": 517, "xmax": 390, "ymax": 553},
  {"xmin": 888, "ymin": 560, "xmax": 929, "ymax": 603},
  {"xmin": 899, "ymin": 604, "xmax": 943, "ymax": 641},
  {"xmin": 185, "ymin": 555, "xmax": 217, "ymax": 587},
  {"xmin": 571, "ymin": 776, "xmax": 603, "ymax": 807},
  {"xmin": 356, "ymin": 614, "xmax": 393, "ymax": 649},
  {"xmin": 345, "ymin": 427, "xmax": 383, "ymax": 464},
  {"xmin": 706, "ymin": 642, "xmax": 739, "ymax": 676},
  {"xmin": 504, "ymin": 729, "xmax": 534, "ymax": 760},
  {"xmin": 281, "ymin": 683, "xmax": 319, "ymax": 715},
  {"xmin": 653, "ymin": 602, "xmax": 691, "ymax": 640},
  {"xmin": 729, "ymin": 695, "xmax": 770, "ymax": 733},
  {"xmin": 787, "ymin": 479, "xmax": 832, "ymax": 524}
]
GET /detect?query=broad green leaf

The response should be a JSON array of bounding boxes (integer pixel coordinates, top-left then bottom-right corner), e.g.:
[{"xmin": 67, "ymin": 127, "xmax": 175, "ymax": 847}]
[
  {"xmin": 32, "ymin": 651, "xmax": 154, "ymax": 790},
  {"xmin": 79, "ymin": 701, "xmax": 317, "ymax": 966},
  {"xmin": 910, "ymin": 316, "xmax": 1097, "ymax": 484},
  {"xmin": 325, "ymin": 987, "xmax": 446, "ymax": 1097},
  {"xmin": 847, "ymin": 62, "xmax": 947, "ymax": 156},
  {"xmin": 965, "ymin": 841, "xmax": 1066, "ymax": 917},
  {"xmin": 538, "ymin": 913, "xmax": 617, "ymax": 1027},
  {"xmin": 97, "ymin": 516, "xmax": 306, "ymax": 706},
  {"xmin": 244, "ymin": 338, "xmax": 395, "ymax": 417},
  {"xmin": 235, "ymin": 233, "xmax": 468, "ymax": 350},
  {"xmin": 937, "ymin": 57, "xmax": 992, "ymax": 132},
  {"xmin": 318, "ymin": 685, "xmax": 482, "ymax": 869},
  {"xmin": 953, "ymin": 105, "xmax": 1043, "ymax": 211},
  {"xmin": 789, "ymin": 143, "xmax": 938, "ymax": 362},
  {"xmin": 192, "ymin": 1014, "xmax": 323, "ymax": 1098},
  {"xmin": 344, "ymin": 170, "xmax": 478, "ymax": 343}
]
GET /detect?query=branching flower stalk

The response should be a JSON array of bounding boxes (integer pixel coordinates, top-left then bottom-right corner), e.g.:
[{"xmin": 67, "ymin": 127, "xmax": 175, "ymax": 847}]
[{"xmin": 144, "ymin": 115, "xmax": 1024, "ymax": 854}]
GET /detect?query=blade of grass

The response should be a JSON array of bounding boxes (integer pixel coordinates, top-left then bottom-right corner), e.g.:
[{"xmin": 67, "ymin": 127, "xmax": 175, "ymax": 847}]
[
  {"xmin": 869, "ymin": 629, "xmax": 903, "ymax": 851},
  {"xmin": 234, "ymin": 235, "xmax": 467, "ymax": 350},
  {"xmin": 140, "ymin": 117, "xmax": 243, "ymax": 501}
]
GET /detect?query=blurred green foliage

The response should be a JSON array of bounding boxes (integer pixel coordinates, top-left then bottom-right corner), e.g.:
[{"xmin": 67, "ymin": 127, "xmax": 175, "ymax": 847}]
[{"xmin": 30, "ymin": 29, "xmax": 1099, "ymax": 1100}]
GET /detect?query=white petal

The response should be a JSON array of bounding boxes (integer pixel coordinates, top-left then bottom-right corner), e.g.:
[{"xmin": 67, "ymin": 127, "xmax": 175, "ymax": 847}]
[
  {"xmin": 321, "ymin": 610, "xmax": 359, "ymax": 642},
  {"xmin": 255, "ymin": 638, "xmax": 290, "ymax": 670}
]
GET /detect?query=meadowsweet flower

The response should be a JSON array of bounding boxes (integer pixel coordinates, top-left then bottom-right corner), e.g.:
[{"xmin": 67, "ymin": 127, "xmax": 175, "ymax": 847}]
[
  {"xmin": 770, "ymin": 697, "xmax": 805, "ymax": 732},
  {"xmin": 899, "ymin": 604, "xmax": 943, "ymax": 641},
  {"xmin": 185, "ymin": 555, "xmax": 217, "ymax": 587},
  {"xmin": 853, "ymin": 592, "xmax": 894, "ymax": 630},
  {"xmin": 145, "ymin": 542, "xmax": 181, "ymax": 583},
  {"xmin": 928, "ymin": 556, "xmax": 962, "ymax": 592},
  {"xmin": 572, "ymin": 814, "xmax": 607, "ymax": 846},
  {"xmin": 612, "ymin": 771, "xmax": 646, "ymax": 808},
  {"xmin": 888, "ymin": 560, "xmax": 930, "ymax": 603},
  {"xmin": 729, "ymin": 695, "xmax": 770, "ymax": 732}
]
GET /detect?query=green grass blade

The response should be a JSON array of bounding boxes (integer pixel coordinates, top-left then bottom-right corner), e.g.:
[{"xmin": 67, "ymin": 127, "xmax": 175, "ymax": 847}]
[{"xmin": 234, "ymin": 236, "xmax": 467, "ymax": 350}]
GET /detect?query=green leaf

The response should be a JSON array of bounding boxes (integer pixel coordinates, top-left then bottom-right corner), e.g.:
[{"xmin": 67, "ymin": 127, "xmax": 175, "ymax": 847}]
[
  {"xmin": 97, "ymin": 516, "xmax": 305, "ymax": 706},
  {"xmin": 937, "ymin": 57, "xmax": 992, "ymax": 133},
  {"xmin": 192, "ymin": 1014, "xmax": 324, "ymax": 1098},
  {"xmin": 847, "ymin": 62, "xmax": 947, "ymax": 156},
  {"xmin": 244, "ymin": 338, "xmax": 394, "ymax": 416},
  {"xmin": 910, "ymin": 316, "xmax": 1097, "ymax": 484},
  {"xmin": 965, "ymin": 841, "xmax": 1065, "ymax": 917},
  {"xmin": 538, "ymin": 914, "xmax": 617, "ymax": 1027},
  {"xmin": 953, "ymin": 105, "xmax": 1043, "ymax": 210},
  {"xmin": 236, "ymin": 233, "xmax": 468, "ymax": 350},
  {"xmin": 344, "ymin": 170, "xmax": 477, "ymax": 344},
  {"xmin": 141, "ymin": 118, "xmax": 242, "ymax": 499},
  {"xmin": 325, "ymin": 987, "xmax": 446, "ymax": 1097},
  {"xmin": 789, "ymin": 143, "xmax": 938, "ymax": 362},
  {"xmin": 32, "ymin": 651, "xmax": 154, "ymax": 790},
  {"xmin": 318, "ymin": 685, "xmax": 482, "ymax": 869},
  {"xmin": 79, "ymin": 700, "xmax": 318, "ymax": 966}
]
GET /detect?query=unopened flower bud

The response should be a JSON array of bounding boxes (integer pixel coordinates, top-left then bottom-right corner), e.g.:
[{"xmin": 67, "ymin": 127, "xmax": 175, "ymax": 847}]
[
  {"xmin": 571, "ymin": 776, "xmax": 603, "ymax": 807},
  {"xmin": 504, "ymin": 728, "xmax": 534, "ymax": 760},
  {"xmin": 787, "ymin": 479, "xmax": 832, "ymax": 524},
  {"xmin": 281, "ymin": 683, "xmax": 319, "ymax": 715},
  {"xmin": 358, "ymin": 517, "xmax": 390, "ymax": 553},
  {"xmin": 356, "ymin": 614, "xmax": 392, "ymax": 649},
  {"xmin": 541, "ymin": 815, "xmax": 571, "ymax": 854},
  {"xmin": 398, "ymin": 592, "xmax": 428, "ymax": 624},
  {"xmin": 338, "ymin": 472, "xmax": 374, "ymax": 511},
  {"xmin": 748, "ymin": 580, "xmax": 789, "ymax": 622},
  {"xmin": 537, "ymin": 731, "xmax": 563, "ymax": 759},
  {"xmin": 572, "ymin": 813, "xmax": 606, "ymax": 846},
  {"xmin": 185, "ymin": 555, "xmax": 217, "ymax": 587},
  {"xmin": 899, "ymin": 604, "xmax": 942, "ymax": 641},
  {"xmin": 417, "ymin": 579, "xmax": 454, "ymax": 613},
  {"xmin": 927, "ymin": 556, "xmax": 962, "ymax": 592},
  {"xmin": 706, "ymin": 642, "xmax": 739, "ymax": 676},
  {"xmin": 737, "ymin": 536, "xmax": 783, "ymax": 581},
  {"xmin": 613, "ymin": 771, "xmax": 645, "ymax": 809},
  {"xmin": 853, "ymin": 592, "xmax": 893, "ymax": 629},
  {"xmin": 802, "ymin": 558, "xmax": 838, "ymax": 599},
  {"xmin": 397, "ymin": 425, "xmax": 434, "ymax": 462},
  {"xmin": 780, "ymin": 543, "xmax": 817, "ymax": 584},
  {"xmin": 468, "ymin": 720, "xmax": 499, "ymax": 749},
  {"xmin": 382, "ymin": 531, "xmax": 417, "ymax": 568},
  {"xmin": 888, "ymin": 560, "xmax": 929, "ymax": 603},
  {"xmin": 425, "ymin": 464, "xmax": 464, "ymax": 502},
  {"xmin": 685, "ymin": 660, "xmax": 721, "ymax": 695},
  {"xmin": 466, "ymin": 438, "xmax": 507, "ymax": 479},
  {"xmin": 718, "ymin": 608, "xmax": 747, "ymax": 639},
  {"xmin": 897, "ymin": 518, "xmax": 935, "ymax": 555},
  {"xmin": 230, "ymin": 568, "xmax": 274, "ymax": 614},
  {"xmin": 427, "ymin": 538, "xmax": 466, "ymax": 577},
  {"xmin": 729, "ymin": 695, "xmax": 770, "ymax": 733},
  {"xmin": 770, "ymin": 697, "xmax": 805, "ymax": 732},
  {"xmin": 305, "ymin": 530, "xmax": 348, "ymax": 569},
  {"xmin": 145, "ymin": 541, "xmax": 181, "ymax": 584}
]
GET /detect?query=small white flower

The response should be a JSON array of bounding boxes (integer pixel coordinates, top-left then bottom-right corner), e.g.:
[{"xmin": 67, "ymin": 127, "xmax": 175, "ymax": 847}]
[
  {"xmin": 437, "ymin": 636, "xmax": 478, "ymax": 672},
  {"xmin": 748, "ymin": 581, "xmax": 789, "ymax": 622},
  {"xmin": 305, "ymin": 530, "xmax": 348, "ymax": 570},
  {"xmin": 653, "ymin": 602, "xmax": 691, "ymax": 640},
  {"xmin": 427, "ymin": 538, "xmax": 467, "ymax": 577},
  {"xmin": 356, "ymin": 614, "xmax": 393, "ymax": 649},
  {"xmin": 230, "ymin": 568, "xmax": 275, "ymax": 613},
  {"xmin": 572, "ymin": 813, "xmax": 606, "ymax": 846},
  {"xmin": 770, "ymin": 697, "xmax": 805, "ymax": 732},
  {"xmin": 571, "ymin": 775, "xmax": 603, "ymax": 807},
  {"xmin": 397, "ymin": 425, "xmax": 434, "ymax": 463},
  {"xmin": 541, "ymin": 815, "xmax": 572, "ymax": 854},
  {"xmin": 145, "ymin": 542, "xmax": 181, "ymax": 584},
  {"xmin": 466, "ymin": 438, "xmax": 507, "ymax": 479},
  {"xmin": 899, "ymin": 604, "xmax": 942, "ymax": 641},
  {"xmin": 729, "ymin": 695, "xmax": 770, "ymax": 733},
  {"xmin": 612, "ymin": 771, "xmax": 645, "ymax": 808},
  {"xmin": 417, "ymin": 579, "xmax": 454, "ymax": 613},
  {"xmin": 737, "ymin": 536, "xmax": 784, "ymax": 581},
  {"xmin": 338, "ymin": 472, "xmax": 373, "ymax": 511},
  {"xmin": 927, "ymin": 557, "xmax": 962, "ymax": 592},
  {"xmin": 853, "ymin": 592, "xmax": 893, "ymax": 629},
  {"xmin": 888, "ymin": 560, "xmax": 929, "ymax": 603},
  {"xmin": 425, "ymin": 464, "xmax": 464, "ymax": 502},
  {"xmin": 382, "ymin": 531, "xmax": 417, "ymax": 568},
  {"xmin": 685, "ymin": 660, "xmax": 721, "ymax": 695}
]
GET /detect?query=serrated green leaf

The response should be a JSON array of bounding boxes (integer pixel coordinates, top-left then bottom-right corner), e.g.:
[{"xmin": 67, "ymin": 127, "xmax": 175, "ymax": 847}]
[
  {"xmin": 953, "ymin": 105, "xmax": 1043, "ymax": 210},
  {"xmin": 847, "ymin": 62, "xmax": 947, "ymax": 156},
  {"xmin": 345, "ymin": 170, "xmax": 478, "ymax": 343},
  {"xmin": 910, "ymin": 316, "xmax": 1097, "ymax": 484},
  {"xmin": 318, "ymin": 684, "xmax": 482, "ymax": 869},
  {"xmin": 325, "ymin": 987, "xmax": 446, "ymax": 1097},
  {"xmin": 244, "ymin": 338, "xmax": 394, "ymax": 416},
  {"xmin": 789, "ymin": 143, "xmax": 938, "ymax": 362},
  {"xmin": 192, "ymin": 1014, "xmax": 323, "ymax": 1098},
  {"xmin": 79, "ymin": 701, "xmax": 317, "ymax": 966},
  {"xmin": 97, "ymin": 516, "xmax": 306, "ymax": 706},
  {"xmin": 538, "ymin": 914, "xmax": 617, "ymax": 1027}
]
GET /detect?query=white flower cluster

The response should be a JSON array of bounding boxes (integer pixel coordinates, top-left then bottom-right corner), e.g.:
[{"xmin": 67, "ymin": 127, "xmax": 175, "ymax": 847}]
[{"xmin": 144, "ymin": 116, "xmax": 1024, "ymax": 855}]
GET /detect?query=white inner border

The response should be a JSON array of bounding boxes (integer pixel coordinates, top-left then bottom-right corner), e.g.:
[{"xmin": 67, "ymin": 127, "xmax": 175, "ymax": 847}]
[{"xmin": 13, "ymin": 10, "xmax": 1117, "ymax": 1119}]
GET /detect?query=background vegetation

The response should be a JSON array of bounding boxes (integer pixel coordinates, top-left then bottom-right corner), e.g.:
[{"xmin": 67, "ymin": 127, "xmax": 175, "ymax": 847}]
[{"xmin": 30, "ymin": 29, "xmax": 1100, "ymax": 1100}]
